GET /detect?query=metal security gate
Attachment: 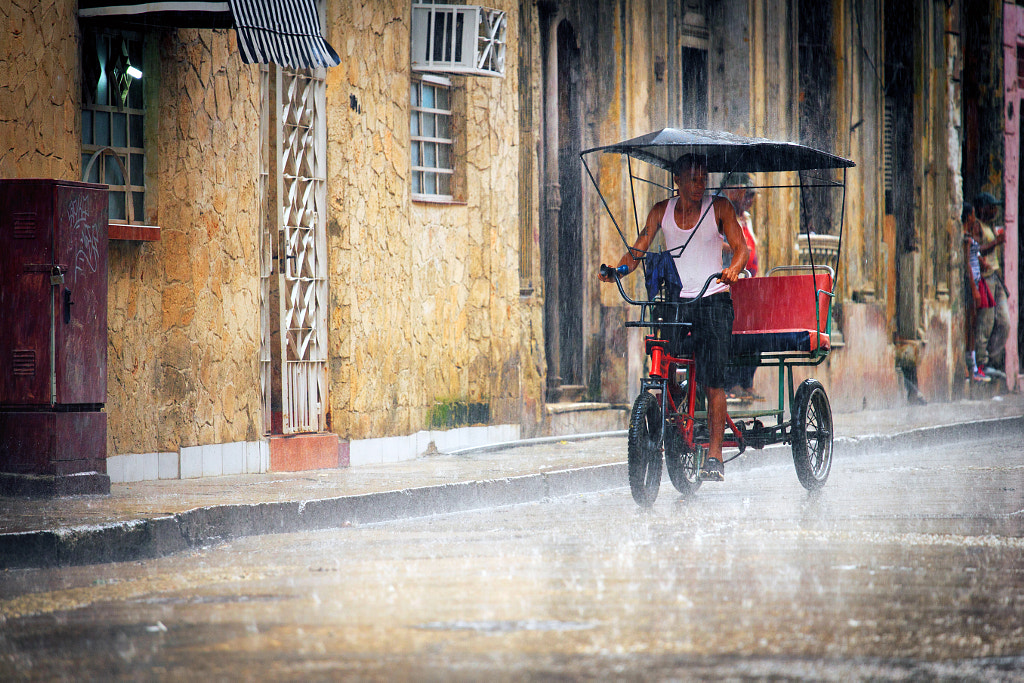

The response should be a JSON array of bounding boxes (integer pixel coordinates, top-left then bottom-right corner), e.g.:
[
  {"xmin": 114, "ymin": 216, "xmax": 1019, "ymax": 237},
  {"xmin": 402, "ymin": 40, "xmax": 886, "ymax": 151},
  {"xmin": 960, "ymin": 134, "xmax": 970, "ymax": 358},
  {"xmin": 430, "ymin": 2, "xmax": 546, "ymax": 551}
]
[
  {"xmin": 259, "ymin": 65, "xmax": 328, "ymax": 435},
  {"xmin": 278, "ymin": 66, "xmax": 328, "ymax": 433},
  {"xmin": 259, "ymin": 65, "xmax": 273, "ymax": 435}
]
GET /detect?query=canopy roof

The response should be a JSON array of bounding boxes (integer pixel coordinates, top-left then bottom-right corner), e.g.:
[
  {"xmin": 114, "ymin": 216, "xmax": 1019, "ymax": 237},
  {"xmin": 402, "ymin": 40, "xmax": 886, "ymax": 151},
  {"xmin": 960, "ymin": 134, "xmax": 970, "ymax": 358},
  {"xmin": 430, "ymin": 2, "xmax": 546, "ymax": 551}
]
[
  {"xmin": 582, "ymin": 128, "xmax": 855, "ymax": 173},
  {"xmin": 78, "ymin": 0, "xmax": 340, "ymax": 69}
]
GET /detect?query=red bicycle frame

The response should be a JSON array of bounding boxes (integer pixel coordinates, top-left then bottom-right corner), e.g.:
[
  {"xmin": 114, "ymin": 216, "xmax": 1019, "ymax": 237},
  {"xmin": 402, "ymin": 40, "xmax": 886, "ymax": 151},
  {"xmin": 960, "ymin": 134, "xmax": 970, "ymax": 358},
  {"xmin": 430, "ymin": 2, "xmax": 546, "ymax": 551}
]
[{"xmin": 645, "ymin": 335, "xmax": 746, "ymax": 454}]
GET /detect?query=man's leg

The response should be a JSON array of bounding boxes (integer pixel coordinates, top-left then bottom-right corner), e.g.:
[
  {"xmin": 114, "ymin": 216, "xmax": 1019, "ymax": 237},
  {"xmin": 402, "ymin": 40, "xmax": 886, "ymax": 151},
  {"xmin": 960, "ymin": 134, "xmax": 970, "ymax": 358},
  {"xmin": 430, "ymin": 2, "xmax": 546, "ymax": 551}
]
[
  {"xmin": 976, "ymin": 305, "xmax": 995, "ymax": 369},
  {"xmin": 695, "ymin": 293, "xmax": 732, "ymax": 481},
  {"xmin": 706, "ymin": 386, "xmax": 726, "ymax": 461},
  {"xmin": 987, "ymin": 274, "xmax": 1010, "ymax": 370}
]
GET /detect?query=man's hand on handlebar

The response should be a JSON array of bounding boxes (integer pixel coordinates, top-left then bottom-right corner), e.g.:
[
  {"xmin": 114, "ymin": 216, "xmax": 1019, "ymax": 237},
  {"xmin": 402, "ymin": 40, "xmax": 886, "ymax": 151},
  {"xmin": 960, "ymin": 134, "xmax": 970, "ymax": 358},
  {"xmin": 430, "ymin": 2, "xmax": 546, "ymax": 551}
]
[
  {"xmin": 599, "ymin": 262, "xmax": 631, "ymax": 283},
  {"xmin": 717, "ymin": 263, "xmax": 745, "ymax": 285}
]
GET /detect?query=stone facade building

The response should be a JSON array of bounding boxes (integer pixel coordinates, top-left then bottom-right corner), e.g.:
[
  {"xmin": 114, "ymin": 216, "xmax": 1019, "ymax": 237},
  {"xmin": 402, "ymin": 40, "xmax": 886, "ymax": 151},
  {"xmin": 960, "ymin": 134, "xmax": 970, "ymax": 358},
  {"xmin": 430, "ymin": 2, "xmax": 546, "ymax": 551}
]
[{"xmin": 0, "ymin": 0, "xmax": 1017, "ymax": 486}]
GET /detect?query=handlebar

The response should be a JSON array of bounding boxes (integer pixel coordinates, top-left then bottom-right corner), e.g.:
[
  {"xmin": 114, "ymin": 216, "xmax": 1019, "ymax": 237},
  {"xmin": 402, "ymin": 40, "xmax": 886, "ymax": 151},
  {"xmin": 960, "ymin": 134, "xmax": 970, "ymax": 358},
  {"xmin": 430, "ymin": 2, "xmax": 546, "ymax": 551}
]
[
  {"xmin": 599, "ymin": 263, "xmax": 629, "ymax": 280},
  {"xmin": 600, "ymin": 264, "xmax": 724, "ymax": 306}
]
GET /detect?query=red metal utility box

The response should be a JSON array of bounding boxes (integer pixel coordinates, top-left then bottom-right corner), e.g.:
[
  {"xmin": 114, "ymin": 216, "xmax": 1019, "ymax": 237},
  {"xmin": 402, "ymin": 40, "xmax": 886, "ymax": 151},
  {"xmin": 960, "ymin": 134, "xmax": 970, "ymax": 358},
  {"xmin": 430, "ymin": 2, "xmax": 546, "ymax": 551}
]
[{"xmin": 0, "ymin": 179, "xmax": 110, "ymax": 494}]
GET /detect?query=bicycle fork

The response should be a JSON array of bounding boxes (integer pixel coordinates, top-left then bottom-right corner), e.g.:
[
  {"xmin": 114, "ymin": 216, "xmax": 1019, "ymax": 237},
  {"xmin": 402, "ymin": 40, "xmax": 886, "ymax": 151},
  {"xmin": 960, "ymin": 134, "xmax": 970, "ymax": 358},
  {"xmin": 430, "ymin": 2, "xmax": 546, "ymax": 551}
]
[{"xmin": 643, "ymin": 342, "xmax": 695, "ymax": 457}]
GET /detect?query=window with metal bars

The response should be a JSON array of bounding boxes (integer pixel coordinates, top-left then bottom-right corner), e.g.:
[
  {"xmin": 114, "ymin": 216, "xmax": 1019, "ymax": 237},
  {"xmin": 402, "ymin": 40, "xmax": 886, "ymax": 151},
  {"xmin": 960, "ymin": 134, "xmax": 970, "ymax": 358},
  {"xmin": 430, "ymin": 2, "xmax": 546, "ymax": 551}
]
[
  {"xmin": 411, "ymin": 2, "xmax": 507, "ymax": 77},
  {"xmin": 81, "ymin": 27, "xmax": 147, "ymax": 224},
  {"xmin": 410, "ymin": 75, "xmax": 455, "ymax": 199}
]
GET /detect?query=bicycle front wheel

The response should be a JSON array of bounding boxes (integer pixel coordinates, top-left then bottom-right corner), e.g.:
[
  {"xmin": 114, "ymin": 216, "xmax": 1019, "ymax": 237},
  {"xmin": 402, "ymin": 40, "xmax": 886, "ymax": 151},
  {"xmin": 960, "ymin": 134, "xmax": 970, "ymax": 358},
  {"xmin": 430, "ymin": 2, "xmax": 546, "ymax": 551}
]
[{"xmin": 628, "ymin": 391, "xmax": 664, "ymax": 507}]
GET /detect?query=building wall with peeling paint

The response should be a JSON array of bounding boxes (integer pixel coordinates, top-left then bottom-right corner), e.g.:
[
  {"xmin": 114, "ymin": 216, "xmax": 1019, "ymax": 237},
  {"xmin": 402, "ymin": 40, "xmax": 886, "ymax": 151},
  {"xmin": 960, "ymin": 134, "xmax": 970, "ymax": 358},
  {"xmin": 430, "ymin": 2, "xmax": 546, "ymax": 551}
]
[{"xmin": 580, "ymin": 0, "xmax": 968, "ymax": 410}]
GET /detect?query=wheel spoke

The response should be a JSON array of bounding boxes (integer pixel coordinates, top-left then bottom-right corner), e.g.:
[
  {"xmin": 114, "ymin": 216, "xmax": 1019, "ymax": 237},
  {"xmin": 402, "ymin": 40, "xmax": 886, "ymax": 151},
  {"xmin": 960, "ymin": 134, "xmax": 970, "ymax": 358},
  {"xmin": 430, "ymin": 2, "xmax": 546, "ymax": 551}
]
[
  {"xmin": 665, "ymin": 416, "xmax": 700, "ymax": 496},
  {"xmin": 792, "ymin": 382, "xmax": 832, "ymax": 490}
]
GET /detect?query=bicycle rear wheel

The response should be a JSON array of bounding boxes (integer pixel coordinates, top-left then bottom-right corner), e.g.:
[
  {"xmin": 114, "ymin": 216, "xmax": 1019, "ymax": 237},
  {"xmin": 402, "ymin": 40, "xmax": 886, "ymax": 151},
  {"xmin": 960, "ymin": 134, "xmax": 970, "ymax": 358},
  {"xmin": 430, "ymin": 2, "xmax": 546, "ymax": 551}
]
[
  {"xmin": 665, "ymin": 423, "xmax": 702, "ymax": 496},
  {"xmin": 791, "ymin": 378, "xmax": 833, "ymax": 490}
]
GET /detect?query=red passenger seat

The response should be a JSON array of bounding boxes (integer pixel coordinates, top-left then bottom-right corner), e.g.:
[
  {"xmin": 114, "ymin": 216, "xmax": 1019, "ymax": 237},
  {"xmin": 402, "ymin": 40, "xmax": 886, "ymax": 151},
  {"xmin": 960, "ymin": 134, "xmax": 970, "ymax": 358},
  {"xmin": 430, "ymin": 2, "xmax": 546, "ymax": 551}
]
[{"xmin": 730, "ymin": 273, "xmax": 833, "ymax": 354}]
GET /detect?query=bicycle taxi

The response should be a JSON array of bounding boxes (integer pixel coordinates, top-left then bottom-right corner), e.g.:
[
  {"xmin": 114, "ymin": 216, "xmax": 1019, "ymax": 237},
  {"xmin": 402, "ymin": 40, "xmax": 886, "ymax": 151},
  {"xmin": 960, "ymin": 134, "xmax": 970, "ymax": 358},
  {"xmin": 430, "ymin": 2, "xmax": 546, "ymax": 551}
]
[{"xmin": 582, "ymin": 129, "xmax": 855, "ymax": 507}]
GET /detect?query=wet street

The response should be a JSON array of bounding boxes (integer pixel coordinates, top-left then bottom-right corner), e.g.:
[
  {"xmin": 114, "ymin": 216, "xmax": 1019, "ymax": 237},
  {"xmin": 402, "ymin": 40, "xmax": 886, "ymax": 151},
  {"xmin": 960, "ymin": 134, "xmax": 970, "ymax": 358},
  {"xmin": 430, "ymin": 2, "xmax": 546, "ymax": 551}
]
[{"xmin": 1, "ymin": 433, "xmax": 1023, "ymax": 680}]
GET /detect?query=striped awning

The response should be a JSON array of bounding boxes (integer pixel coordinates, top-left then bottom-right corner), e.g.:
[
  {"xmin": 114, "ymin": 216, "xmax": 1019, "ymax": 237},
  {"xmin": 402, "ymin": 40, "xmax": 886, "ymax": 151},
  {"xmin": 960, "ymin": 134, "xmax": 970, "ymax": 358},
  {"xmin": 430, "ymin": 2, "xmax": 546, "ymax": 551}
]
[{"xmin": 78, "ymin": 0, "xmax": 341, "ymax": 69}]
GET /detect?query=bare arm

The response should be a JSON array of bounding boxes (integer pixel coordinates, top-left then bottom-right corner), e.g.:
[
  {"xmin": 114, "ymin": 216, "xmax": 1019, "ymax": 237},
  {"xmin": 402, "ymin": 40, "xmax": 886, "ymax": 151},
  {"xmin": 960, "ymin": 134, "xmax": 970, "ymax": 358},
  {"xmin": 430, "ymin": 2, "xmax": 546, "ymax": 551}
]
[
  {"xmin": 598, "ymin": 201, "xmax": 665, "ymax": 282},
  {"xmin": 714, "ymin": 197, "xmax": 749, "ymax": 284},
  {"xmin": 979, "ymin": 233, "xmax": 1005, "ymax": 253},
  {"xmin": 977, "ymin": 218, "xmax": 1006, "ymax": 253}
]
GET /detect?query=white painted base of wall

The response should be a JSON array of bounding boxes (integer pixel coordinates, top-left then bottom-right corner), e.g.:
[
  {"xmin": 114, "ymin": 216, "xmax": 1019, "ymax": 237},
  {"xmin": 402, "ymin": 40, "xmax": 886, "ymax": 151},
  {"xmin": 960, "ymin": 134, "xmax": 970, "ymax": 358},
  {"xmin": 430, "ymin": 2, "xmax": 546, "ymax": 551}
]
[
  {"xmin": 106, "ymin": 424, "xmax": 520, "ymax": 482},
  {"xmin": 107, "ymin": 440, "xmax": 269, "ymax": 483},
  {"xmin": 348, "ymin": 424, "xmax": 520, "ymax": 467}
]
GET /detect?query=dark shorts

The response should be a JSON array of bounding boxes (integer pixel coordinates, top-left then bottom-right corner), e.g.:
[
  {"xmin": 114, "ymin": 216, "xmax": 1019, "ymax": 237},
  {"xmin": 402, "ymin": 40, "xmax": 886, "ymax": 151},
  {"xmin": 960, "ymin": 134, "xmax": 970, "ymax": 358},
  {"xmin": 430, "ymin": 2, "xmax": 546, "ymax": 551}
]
[{"xmin": 673, "ymin": 292, "xmax": 734, "ymax": 390}]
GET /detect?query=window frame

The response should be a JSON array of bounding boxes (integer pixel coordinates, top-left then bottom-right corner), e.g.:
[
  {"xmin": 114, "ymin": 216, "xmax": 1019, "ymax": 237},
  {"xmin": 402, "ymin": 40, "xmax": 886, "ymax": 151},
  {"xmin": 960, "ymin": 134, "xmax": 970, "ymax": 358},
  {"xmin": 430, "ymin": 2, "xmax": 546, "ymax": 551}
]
[
  {"xmin": 80, "ymin": 26, "xmax": 152, "ymax": 229},
  {"xmin": 410, "ymin": 73, "xmax": 457, "ymax": 202}
]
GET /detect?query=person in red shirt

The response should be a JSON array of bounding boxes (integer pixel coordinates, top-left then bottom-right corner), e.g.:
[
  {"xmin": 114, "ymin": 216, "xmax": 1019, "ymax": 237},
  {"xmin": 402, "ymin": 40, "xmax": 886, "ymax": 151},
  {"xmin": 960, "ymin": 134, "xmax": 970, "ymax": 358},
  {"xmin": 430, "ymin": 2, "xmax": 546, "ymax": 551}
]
[
  {"xmin": 723, "ymin": 173, "xmax": 761, "ymax": 400},
  {"xmin": 724, "ymin": 173, "xmax": 758, "ymax": 276}
]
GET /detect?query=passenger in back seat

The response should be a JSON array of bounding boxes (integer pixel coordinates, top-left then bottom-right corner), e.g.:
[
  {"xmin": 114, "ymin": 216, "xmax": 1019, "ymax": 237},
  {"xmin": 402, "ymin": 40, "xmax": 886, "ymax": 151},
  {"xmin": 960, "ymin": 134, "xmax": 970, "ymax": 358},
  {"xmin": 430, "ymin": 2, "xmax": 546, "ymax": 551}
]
[{"xmin": 723, "ymin": 173, "xmax": 762, "ymax": 401}]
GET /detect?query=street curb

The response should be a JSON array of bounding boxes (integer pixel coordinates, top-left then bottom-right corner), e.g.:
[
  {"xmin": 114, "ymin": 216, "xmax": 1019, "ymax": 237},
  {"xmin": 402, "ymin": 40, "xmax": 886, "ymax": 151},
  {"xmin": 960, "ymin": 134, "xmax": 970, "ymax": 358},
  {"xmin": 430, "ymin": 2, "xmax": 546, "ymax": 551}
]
[
  {"xmin": 0, "ymin": 462, "xmax": 628, "ymax": 570},
  {"xmin": 834, "ymin": 414, "xmax": 1024, "ymax": 456},
  {"xmin": 1, "ymin": 416, "xmax": 1019, "ymax": 570}
]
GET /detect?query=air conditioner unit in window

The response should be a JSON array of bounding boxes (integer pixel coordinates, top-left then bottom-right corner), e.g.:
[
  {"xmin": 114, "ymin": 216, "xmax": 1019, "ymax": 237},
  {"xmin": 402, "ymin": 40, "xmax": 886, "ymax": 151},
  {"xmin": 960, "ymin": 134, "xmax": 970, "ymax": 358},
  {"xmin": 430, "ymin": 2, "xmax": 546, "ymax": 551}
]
[{"xmin": 411, "ymin": 4, "xmax": 507, "ymax": 77}]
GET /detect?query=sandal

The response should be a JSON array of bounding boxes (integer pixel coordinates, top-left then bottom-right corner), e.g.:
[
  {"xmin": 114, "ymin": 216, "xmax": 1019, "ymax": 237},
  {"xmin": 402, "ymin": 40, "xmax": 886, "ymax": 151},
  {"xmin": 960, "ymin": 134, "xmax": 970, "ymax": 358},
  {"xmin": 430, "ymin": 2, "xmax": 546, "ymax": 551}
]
[{"xmin": 700, "ymin": 457, "xmax": 724, "ymax": 481}]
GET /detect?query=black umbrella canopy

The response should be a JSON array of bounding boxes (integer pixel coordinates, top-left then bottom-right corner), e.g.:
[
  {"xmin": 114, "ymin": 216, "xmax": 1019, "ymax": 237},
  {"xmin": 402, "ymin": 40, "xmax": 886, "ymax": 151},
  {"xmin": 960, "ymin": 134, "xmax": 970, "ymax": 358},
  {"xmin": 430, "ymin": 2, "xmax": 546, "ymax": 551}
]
[{"xmin": 583, "ymin": 128, "xmax": 855, "ymax": 173}]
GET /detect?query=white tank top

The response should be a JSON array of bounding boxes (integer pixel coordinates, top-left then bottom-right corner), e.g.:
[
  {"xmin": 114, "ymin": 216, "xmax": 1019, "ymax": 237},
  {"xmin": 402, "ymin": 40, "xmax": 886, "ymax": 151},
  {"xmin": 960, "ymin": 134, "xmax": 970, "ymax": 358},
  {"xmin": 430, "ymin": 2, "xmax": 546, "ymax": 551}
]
[{"xmin": 661, "ymin": 195, "xmax": 729, "ymax": 298}]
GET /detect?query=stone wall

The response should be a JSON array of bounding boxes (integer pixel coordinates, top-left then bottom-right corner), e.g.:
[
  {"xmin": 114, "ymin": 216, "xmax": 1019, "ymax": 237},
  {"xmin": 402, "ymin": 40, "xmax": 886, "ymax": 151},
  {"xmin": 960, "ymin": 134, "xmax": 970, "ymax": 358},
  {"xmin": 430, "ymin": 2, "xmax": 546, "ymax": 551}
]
[
  {"xmin": 324, "ymin": 0, "xmax": 532, "ymax": 441},
  {"xmin": 2, "ymin": 8, "xmax": 262, "ymax": 457},
  {"xmin": 106, "ymin": 29, "xmax": 262, "ymax": 455},
  {"xmin": 0, "ymin": 1, "xmax": 80, "ymax": 178},
  {"xmin": 2, "ymin": 9, "xmax": 261, "ymax": 457}
]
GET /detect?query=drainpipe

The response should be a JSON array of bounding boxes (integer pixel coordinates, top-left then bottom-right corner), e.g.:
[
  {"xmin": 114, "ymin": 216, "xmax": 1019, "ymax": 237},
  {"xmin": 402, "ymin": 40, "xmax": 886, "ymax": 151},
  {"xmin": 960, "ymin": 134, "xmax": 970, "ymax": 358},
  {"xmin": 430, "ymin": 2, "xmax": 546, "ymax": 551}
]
[{"xmin": 542, "ymin": 7, "xmax": 562, "ymax": 401}]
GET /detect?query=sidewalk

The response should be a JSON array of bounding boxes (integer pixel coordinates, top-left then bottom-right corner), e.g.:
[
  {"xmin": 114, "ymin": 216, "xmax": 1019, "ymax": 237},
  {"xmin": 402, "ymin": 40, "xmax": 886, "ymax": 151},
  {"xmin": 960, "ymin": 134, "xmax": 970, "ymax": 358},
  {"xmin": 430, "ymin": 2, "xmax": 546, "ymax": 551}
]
[{"xmin": 1, "ymin": 394, "xmax": 1021, "ymax": 569}]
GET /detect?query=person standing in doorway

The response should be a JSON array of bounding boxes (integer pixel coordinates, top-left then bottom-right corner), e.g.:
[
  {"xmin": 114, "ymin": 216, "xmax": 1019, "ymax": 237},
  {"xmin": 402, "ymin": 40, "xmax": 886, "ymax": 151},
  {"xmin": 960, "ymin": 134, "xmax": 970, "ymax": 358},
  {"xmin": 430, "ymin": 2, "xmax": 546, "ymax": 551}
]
[
  {"xmin": 963, "ymin": 202, "xmax": 993, "ymax": 382},
  {"xmin": 973, "ymin": 192, "xmax": 1010, "ymax": 381}
]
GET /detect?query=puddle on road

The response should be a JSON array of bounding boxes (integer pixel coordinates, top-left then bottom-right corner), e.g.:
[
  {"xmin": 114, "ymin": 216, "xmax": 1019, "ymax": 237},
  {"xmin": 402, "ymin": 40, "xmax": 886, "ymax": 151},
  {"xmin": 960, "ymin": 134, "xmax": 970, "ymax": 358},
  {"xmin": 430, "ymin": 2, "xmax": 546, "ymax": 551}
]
[
  {"xmin": 413, "ymin": 619, "xmax": 597, "ymax": 634},
  {"xmin": 136, "ymin": 593, "xmax": 296, "ymax": 606}
]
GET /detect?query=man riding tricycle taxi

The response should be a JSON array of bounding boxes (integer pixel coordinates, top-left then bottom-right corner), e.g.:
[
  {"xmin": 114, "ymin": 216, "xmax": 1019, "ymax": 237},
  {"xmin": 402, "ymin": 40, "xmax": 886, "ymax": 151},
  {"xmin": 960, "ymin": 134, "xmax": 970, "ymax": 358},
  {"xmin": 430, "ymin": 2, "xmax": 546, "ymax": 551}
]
[{"xmin": 598, "ymin": 154, "xmax": 749, "ymax": 481}]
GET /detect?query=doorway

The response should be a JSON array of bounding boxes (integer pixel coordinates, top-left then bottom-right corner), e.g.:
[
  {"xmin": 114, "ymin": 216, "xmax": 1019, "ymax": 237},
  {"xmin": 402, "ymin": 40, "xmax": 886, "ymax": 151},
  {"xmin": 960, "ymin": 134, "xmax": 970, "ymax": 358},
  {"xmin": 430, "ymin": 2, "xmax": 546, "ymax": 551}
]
[
  {"xmin": 259, "ymin": 65, "xmax": 329, "ymax": 435},
  {"xmin": 798, "ymin": 0, "xmax": 837, "ymax": 237},
  {"xmin": 680, "ymin": 46, "xmax": 707, "ymax": 128},
  {"xmin": 884, "ymin": 0, "xmax": 918, "ymax": 343},
  {"xmin": 557, "ymin": 19, "xmax": 583, "ymax": 393}
]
